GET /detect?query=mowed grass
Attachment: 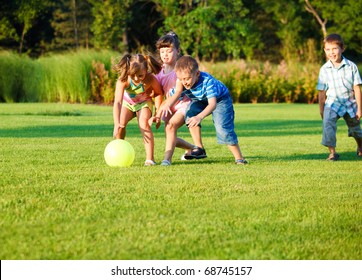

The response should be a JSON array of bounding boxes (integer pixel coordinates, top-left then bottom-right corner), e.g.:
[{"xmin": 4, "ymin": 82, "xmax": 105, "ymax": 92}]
[{"xmin": 0, "ymin": 103, "xmax": 361, "ymax": 260}]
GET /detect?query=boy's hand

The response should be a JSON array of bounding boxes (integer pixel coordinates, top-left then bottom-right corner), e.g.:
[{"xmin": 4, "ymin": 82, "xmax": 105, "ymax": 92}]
[
  {"xmin": 187, "ymin": 116, "xmax": 202, "ymax": 127},
  {"xmin": 356, "ymin": 109, "xmax": 361, "ymax": 120}
]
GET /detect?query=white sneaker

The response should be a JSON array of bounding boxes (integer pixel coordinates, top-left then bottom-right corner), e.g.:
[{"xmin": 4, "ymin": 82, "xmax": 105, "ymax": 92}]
[{"xmin": 144, "ymin": 160, "xmax": 156, "ymax": 166}]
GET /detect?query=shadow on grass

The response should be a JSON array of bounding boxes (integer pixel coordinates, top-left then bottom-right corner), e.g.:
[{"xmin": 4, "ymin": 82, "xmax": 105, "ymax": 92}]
[
  {"xmin": 1, "ymin": 119, "xmax": 322, "ymax": 138},
  {"xmin": 196, "ymin": 119, "xmax": 322, "ymax": 138},
  {"xmin": 277, "ymin": 151, "xmax": 362, "ymax": 162},
  {"xmin": 172, "ymin": 152, "xmax": 361, "ymax": 164},
  {"xmin": 0, "ymin": 124, "xmax": 113, "ymax": 138}
]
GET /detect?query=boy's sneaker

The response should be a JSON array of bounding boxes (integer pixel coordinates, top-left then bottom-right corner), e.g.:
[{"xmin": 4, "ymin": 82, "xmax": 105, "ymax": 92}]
[
  {"xmin": 180, "ymin": 153, "xmax": 193, "ymax": 160},
  {"xmin": 180, "ymin": 153, "xmax": 187, "ymax": 161},
  {"xmin": 184, "ymin": 147, "xmax": 207, "ymax": 160}
]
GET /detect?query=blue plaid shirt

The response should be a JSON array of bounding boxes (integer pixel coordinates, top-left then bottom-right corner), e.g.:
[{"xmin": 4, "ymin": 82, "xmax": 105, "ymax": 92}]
[{"xmin": 316, "ymin": 57, "xmax": 362, "ymax": 117}]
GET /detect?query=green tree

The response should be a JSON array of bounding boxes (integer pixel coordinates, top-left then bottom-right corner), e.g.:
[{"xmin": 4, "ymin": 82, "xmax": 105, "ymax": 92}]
[
  {"xmin": 304, "ymin": 0, "xmax": 361, "ymax": 55},
  {"xmin": 0, "ymin": 18, "xmax": 18, "ymax": 42},
  {"xmin": 89, "ymin": 0, "xmax": 131, "ymax": 51},
  {"xmin": 0, "ymin": 0, "xmax": 49, "ymax": 54},
  {"xmin": 51, "ymin": 0, "xmax": 92, "ymax": 51},
  {"xmin": 256, "ymin": 0, "xmax": 305, "ymax": 62},
  {"xmin": 160, "ymin": 0, "xmax": 260, "ymax": 61}
]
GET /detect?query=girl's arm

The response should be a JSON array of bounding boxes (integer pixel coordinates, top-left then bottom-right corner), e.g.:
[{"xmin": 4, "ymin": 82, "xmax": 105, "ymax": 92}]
[
  {"xmin": 147, "ymin": 75, "xmax": 164, "ymax": 129},
  {"xmin": 318, "ymin": 90, "xmax": 326, "ymax": 119},
  {"xmin": 354, "ymin": 84, "xmax": 362, "ymax": 120},
  {"xmin": 149, "ymin": 75, "xmax": 164, "ymax": 114},
  {"xmin": 160, "ymin": 79, "xmax": 183, "ymax": 117},
  {"xmin": 113, "ymin": 79, "xmax": 126, "ymax": 137},
  {"xmin": 186, "ymin": 97, "xmax": 217, "ymax": 127}
]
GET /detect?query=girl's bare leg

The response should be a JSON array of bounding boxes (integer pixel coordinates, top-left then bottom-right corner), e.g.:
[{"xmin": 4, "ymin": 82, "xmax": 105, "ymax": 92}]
[
  {"xmin": 137, "ymin": 108, "xmax": 154, "ymax": 162},
  {"xmin": 164, "ymin": 113, "xmax": 194, "ymax": 162},
  {"xmin": 117, "ymin": 108, "xmax": 134, "ymax": 139}
]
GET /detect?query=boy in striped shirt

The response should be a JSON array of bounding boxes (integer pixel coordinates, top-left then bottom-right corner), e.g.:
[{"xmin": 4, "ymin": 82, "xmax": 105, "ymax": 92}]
[{"xmin": 163, "ymin": 55, "xmax": 248, "ymax": 164}]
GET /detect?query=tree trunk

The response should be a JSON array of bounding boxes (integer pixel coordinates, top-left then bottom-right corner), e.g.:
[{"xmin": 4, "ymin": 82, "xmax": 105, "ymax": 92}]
[
  {"xmin": 304, "ymin": 0, "xmax": 327, "ymax": 38},
  {"xmin": 19, "ymin": 27, "xmax": 25, "ymax": 54},
  {"xmin": 72, "ymin": 0, "xmax": 79, "ymax": 49}
]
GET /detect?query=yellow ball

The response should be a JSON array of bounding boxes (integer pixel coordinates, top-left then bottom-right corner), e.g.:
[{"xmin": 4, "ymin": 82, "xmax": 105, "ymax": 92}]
[{"xmin": 104, "ymin": 139, "xmax": 135, "ymax": 167}]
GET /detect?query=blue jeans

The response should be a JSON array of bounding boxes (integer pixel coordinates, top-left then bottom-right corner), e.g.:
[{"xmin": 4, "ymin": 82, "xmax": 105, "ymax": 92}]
[
  {"xmin": 322, "ymin": 107, "xmax": 362, "ymax": 147},
  {"xmin": 185, "ymin": 95, "xmax": 238, "ymax": 145}
]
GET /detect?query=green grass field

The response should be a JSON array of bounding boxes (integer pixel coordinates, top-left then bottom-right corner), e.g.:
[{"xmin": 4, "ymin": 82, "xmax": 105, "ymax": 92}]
[{"xmin": 0, "ymin": 103, "xmax": 361, "ymax": 260}]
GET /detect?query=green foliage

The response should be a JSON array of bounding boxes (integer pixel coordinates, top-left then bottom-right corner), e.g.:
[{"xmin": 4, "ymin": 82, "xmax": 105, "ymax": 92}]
[
  {"xmin": 0, "ymin": 50, "xmax": 118, "ymax": 103},
  {"xmin": 0, "ymin": 17, "xmax": 18, "ymax": 41},
  {"xmin": 1, "ymin": 0, "xmax": 361, "ymax": 62},
  {"xmin": 89, "ymin": 0, "xmax": 129, "ymax": 51},
  {"xmin": 51, "ymin": 0, "xmax": 86, "ymax": 50},
  {"xmin": 90, "ymin": 60, "xmax": 117, "ymax": 104},
  {"xmin": 202, "ymin": 59, "xmax": 320, "ymax": 104},
  {"xmin": 0, "ymin": 51, "xmax": 38, "ymax": 102},
  {"xmin": 308, "ymin": 0, "xmax": 362, "ymax": 54},
  {"xmin": 1, "ymin": 103, "xmax": 361, "ymax": 259},
  {"xmin": 163, "ymin": 0, "xmax": 260, "ymax": 60},
  {"xmin": 0, "ymin": 50, "xmax": 323, "ymax": 104}
]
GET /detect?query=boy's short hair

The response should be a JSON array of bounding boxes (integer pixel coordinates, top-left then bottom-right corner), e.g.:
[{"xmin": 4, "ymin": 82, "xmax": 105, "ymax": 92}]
[
  {"xmin": 175, "ymin": 55, "xmax": 198, "ymax": 74},
  {"xmin": 324, "ymin": 33, "xmax": 345, "ymax": 49}
]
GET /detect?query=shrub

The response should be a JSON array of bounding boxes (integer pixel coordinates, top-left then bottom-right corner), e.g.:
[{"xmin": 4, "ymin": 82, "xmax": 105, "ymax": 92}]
[
  {"xmin": 90, "ymin": 60, "xmax": 116, "ymax": 104},
  {"xmin": 0, "ymin": 50, "xmax": 119, "ymax": 103},
  {"xmin": 0, "ymin": 52, "xmax": 321, "ymax": 104},
  {"xmin": 203, "ymin": 59, "xmax": 320, "ymax": 103}
]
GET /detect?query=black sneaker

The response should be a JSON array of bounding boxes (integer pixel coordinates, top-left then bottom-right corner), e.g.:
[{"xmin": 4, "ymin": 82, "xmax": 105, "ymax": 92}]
[{"xmin": 184, "ymin": 147, "xmax": 207, "ymax": 159}]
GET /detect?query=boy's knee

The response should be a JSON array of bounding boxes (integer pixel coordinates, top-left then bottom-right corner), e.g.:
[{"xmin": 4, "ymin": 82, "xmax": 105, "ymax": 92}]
[{"xmin": 348, "ymin": 126, "xmax": 362, "ymax": 138}]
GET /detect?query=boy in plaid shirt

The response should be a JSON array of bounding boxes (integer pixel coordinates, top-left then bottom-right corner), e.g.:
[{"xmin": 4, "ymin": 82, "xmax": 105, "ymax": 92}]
[{"xmin": 317, "ymin": 33, "xmax": 362, "ymax": 160}]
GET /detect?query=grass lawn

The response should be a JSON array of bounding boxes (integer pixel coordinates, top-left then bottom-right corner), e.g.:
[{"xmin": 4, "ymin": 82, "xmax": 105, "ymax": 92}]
[{"xmin": 0, "ymin": 103, "xmax": 361, "ymax": 260}]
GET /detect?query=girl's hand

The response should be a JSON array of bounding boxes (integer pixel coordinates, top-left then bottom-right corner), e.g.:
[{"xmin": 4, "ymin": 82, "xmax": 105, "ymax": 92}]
[
  {"xmin": 113, "ymin": 125, "xmax": 122, "ymax": 138},
  {"xmin": 148, "ymin": 117, "xmax": 161, "ymax": 129},
  {"xmin": 160, "ymin": 103, "xmax": 172, "ymax": 118}
]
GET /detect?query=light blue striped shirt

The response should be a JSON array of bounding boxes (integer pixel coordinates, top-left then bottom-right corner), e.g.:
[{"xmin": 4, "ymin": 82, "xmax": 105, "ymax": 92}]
[
  {"xmin": 171, "ymin": 72, "xmax": 229, "ymax": 101},
  {"xmin": 316, "ymin": 57, "xmax": 362, "ymax": 117}
]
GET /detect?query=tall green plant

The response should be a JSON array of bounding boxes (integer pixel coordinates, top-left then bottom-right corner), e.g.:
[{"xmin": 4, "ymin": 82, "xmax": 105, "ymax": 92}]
[
  {"xmin": 0, "ymin": 52, "xmax": 22, "ymax": 102},
  {"xmin": 37, "ymin": 50, "xmax": 117, "ymax": 103}
]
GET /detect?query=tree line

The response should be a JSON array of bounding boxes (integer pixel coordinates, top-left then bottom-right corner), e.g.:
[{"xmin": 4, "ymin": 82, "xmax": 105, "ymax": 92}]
[{"xmin": 0, "ymin": 0, "xmax": 361, "ymax": 62}]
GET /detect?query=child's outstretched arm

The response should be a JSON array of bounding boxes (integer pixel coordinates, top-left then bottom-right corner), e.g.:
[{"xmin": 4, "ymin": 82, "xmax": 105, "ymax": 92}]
[
  {"xmin": 113, "ymin": 80, "xmax": 126, "ymax": 138},
  {"xmin": 354, "ymin": 85, "xmax": 361, "ymax": 120},
  {"xmin": 318, "ymin": 90, "xmax": 326, "ymax": 119},
  {"xmin": 187, "ymin": 97, "xmax": 217, "ymax": 127},
  {"xmin": 160, "ymin": 79, "xmax": 184, "ymax": 117},
  {"xmin": 148, "ymin": 75, "xmax": 164, "ymax": 129}
]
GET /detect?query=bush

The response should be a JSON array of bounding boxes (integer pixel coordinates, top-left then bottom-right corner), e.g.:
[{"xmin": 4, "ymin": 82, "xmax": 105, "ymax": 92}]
[
  {"xmin": 0, "ymin": 50, "xmax": 119, "ymax": 103},
  {"xmin": 203, "ymin": 59, "xmax": 320, "ymax": 103},
  {"xmin": 0, "ymin": 51, "xmax": 321, "ymax": 104},
  {"xmin": 90, "ymin": 60, "xmax": 117, "ymax": 104}
]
